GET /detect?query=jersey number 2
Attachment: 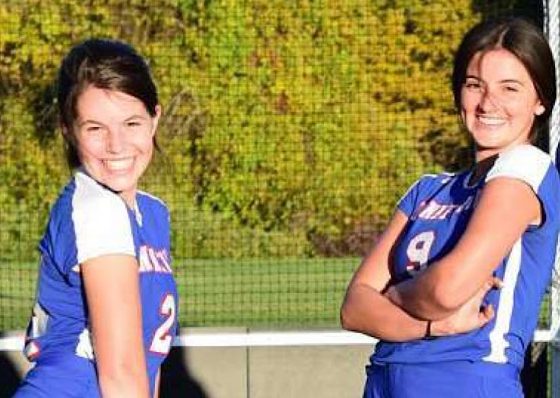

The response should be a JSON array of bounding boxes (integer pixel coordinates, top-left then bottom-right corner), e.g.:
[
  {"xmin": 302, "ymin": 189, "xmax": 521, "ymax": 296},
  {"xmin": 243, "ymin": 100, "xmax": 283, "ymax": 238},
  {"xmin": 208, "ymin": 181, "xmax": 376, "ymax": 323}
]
[{"xmin": 150, "ymin": 294, "xmax": 176, "ymax": 355}]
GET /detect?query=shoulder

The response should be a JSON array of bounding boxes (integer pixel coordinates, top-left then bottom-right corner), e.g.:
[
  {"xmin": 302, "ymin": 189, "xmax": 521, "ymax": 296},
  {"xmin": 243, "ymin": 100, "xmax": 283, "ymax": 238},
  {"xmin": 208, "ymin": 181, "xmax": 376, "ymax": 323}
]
[
  {"xmin": 491, "ymin": 144, "xmax": 550, "ymax": 167},
  {"xmin": 137, "ymin": 190, "xmax": 170, "ymax": 221},
  {"xmin": 401, "ymin": 171, "xmax": 457, "ymax": 198},
  {"xmin": 418, "ymin": 171, "xmax": 457, "ymax": 187},
  {"xmin": 48, "ymin": 171, "xmax": 129, "ymax": 229},
  {"xmin": 397, "ymin": 171, "xmax": 460, "ymax": 216},
  {"xmin": 46, "ymin": 172, "xmax": 127, "ymax": 228},
  {"xmin": 42, "ymin": 171, "xmax": 136, "ymax": 272},
  {"xmin": 486, "ymin": 145, "xmax": 554, "ymax": 191},
  {"xmin": 137, "ymin": 190, "xmax": 169, "ymax": 212},
  {"xmin": 72, "ymin": 171, "xmax": 135, "ymax": 263},
  {"xmin": 73, "ymin": 171, "xmax": 129, "ymax": 213}
]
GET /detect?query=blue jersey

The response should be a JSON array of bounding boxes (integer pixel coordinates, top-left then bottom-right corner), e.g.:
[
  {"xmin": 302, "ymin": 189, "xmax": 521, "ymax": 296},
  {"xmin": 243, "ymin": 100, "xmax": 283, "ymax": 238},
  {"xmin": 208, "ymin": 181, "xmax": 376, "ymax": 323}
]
[
  {"xmin": 18, "ymin": 170, "xmax": 178, "ymax": 397},
  {"xmin": 373, "ymin": 145, "xmax": 560, "ymax": 370}
]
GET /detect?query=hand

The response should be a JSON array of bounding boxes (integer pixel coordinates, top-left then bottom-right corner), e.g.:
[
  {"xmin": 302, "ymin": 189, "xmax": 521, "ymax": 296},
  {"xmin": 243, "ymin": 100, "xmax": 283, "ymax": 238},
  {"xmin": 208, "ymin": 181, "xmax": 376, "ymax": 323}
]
[{"xmin": 430, "ymin": 277, "xmax": 501, "ymax": 337}]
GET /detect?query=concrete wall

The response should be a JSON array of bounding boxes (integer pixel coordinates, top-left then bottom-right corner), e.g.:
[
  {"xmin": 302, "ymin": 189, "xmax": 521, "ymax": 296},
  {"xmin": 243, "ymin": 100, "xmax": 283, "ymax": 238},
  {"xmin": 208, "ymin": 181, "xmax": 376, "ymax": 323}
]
[
  {"xmin": 160, "ymin": 343, "xmax": 371, "ymax": 398},
  {"xmin": 0, "ymin": 329, "xmax": 373, "ymax": 398},
  {"xmin": 0, "ymin": 330, "xmax": 551, "ymax": 398}
]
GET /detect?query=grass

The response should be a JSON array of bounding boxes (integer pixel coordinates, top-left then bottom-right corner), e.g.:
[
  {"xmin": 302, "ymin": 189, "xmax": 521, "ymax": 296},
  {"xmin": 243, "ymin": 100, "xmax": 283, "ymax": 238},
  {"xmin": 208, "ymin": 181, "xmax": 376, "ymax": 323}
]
[
  {"xmin": 0, "ymin": 261, "xmax": 37, "ymax": 330},
  {"xmin": 1, "ymin": 257, "xmax": 555, "ymax": 331},
  {"xmin": 173, "ymin": 257, "xmax": 358, "ymax": 328}
]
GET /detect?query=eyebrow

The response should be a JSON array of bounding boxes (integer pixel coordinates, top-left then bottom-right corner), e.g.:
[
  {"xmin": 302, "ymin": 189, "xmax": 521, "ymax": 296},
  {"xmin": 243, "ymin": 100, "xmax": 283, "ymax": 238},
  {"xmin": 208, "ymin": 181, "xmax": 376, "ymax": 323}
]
[
  {"xmin": 77, "ymin": 114, "xmax": 147, "ymax": 127},
  {"xmin": 465, "ymin": 75, "xmax": 525, "ymax": 85},
  {"xmin": 77, "ymin": 119, "xmax": 104, "ymax": 128},
  {"xmin": 124, "ymin": 114, "xmax": 148, "ymax": 121}
]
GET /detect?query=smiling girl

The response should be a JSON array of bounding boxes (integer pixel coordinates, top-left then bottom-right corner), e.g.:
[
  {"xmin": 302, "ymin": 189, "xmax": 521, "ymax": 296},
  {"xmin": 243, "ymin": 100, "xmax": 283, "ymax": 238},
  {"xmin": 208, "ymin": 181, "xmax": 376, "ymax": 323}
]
[
  {"xmin": 341, "ymin": 17, "xmax": 559, "ymax": 398},
  {"xmin": 14, "ymin": 39, "xmax": 178, "ymax": 398}
]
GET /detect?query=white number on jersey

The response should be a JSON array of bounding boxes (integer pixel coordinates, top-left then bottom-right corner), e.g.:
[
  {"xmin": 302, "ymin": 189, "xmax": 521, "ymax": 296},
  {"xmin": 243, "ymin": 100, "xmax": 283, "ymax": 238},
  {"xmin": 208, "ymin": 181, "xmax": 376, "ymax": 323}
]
[
  {"xmin": 406, "ymin": 230, "xmax": 435, "ymax": 275},
  {"xmin": 149, "ymin": 294, "xmax": 176, "ymax": 355}
]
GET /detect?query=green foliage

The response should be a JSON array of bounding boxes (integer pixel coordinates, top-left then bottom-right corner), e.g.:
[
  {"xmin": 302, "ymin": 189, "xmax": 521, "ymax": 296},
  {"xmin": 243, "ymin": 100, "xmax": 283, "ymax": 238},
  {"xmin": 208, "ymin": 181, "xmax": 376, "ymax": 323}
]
[
  {"xmin": 162, "ymin": 0, "xmax": 478, "ymax": 256},
  {"xmin": 0, "ymin": 0, "xmax": 529, "ymax": 261}
]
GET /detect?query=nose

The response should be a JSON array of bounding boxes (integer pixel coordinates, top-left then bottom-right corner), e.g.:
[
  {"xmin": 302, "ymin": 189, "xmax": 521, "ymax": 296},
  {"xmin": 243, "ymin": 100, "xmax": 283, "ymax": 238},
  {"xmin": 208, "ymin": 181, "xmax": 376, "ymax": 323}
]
[
  {"xmin": 478, "ymin": 88, "xmax": 499, "ymax": 112},
  {"xmin": 106, "ymin": 128, "xmax": 124, "ymax": 153}
]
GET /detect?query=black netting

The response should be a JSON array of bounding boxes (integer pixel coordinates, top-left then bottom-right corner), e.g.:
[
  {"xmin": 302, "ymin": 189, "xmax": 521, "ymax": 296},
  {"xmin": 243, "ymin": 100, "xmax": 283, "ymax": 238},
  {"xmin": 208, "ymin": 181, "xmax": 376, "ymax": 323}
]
[{"xmin": 0, "ymin": 0, "xmax": 545, "ymax": 330}]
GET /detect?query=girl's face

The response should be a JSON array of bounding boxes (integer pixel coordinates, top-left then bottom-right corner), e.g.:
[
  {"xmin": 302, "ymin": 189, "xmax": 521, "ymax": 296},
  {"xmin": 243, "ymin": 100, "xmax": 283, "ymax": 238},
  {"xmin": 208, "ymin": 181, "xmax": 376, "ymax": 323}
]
[
  {"xmin": 460, "ymin": 48, "xmax": 544, "ymax": 161},
  {"xmin": 72, "ymin": 85, "xmax": 160, "ymax": 206}
]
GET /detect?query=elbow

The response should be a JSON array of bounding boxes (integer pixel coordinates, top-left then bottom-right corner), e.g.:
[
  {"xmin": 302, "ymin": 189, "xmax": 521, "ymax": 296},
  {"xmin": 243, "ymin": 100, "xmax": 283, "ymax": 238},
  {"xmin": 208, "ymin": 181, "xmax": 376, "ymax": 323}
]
[
  {"xmin": 98, "ymin": 363, "xmax": 140, "ymax": 382},
  {"xmin": 340, "ymin": 305, "xmax": 351, "ymax": 331},
  {"xmin": 98, "ymin": 360, "xmax": 149, "ymax": 397},
  {"xmin": 340, "ymin": 300, "xmax": 359, "ymax": 332},
  {"xmin": 422, "ymin": 284, "xmax": 462, "ymax": 319}
]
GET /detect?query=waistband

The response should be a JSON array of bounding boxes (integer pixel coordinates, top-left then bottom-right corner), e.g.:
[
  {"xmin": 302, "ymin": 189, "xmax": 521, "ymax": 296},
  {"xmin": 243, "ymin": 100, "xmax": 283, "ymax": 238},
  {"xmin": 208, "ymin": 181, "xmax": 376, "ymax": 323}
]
[{"xmin": 371, "ymin": 359, "xmax": 519, "ymax": 380}]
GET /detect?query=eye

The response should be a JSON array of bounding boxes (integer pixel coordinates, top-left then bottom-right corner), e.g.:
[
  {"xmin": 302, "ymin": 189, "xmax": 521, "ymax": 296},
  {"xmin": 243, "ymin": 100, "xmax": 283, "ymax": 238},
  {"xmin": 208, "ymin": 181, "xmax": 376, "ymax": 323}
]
[
  {"xmin": 464, "ymin": 79, "xmax": 482, "ymax": 91},
  {"xmin": 504, "ymin": 85, "xmax": 519, "ymax": 93},
  {"xmin": 125, "ymin": 119, "xmax": 147, "ymax": 130},
  {"xmin": 85, "ymin": 125, "xmax": 103, "ymax": 133}
]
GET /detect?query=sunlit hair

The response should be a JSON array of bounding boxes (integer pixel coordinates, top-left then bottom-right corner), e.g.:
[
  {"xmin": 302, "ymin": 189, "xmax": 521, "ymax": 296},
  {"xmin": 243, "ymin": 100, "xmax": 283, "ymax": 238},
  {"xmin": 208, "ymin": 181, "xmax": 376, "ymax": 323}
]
[
  {"xmin": 452, "ymin": 17, "xmax": 556, "ymax": 146},
  {"xmin": 57, "ymin": 39, "xmax": 159, "ymax": 168}
]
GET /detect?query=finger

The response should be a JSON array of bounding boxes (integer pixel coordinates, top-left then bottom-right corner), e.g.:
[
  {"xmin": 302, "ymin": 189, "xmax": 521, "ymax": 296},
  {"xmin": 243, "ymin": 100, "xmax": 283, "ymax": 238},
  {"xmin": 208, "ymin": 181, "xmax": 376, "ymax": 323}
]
[
  {"xmin": 491, "ymin": 277, "xmax": 503, "ymax": 289},
  {"xmin": 479, "ymin": 304, "xmax": 495, "ymax": 326},
  {"xmin": 482, "ymin": 276, "xmax": 501, "ymax": 289},
  {"xmin": 480, "ymin": 277, "xmax": 502, "ymax": 296}
]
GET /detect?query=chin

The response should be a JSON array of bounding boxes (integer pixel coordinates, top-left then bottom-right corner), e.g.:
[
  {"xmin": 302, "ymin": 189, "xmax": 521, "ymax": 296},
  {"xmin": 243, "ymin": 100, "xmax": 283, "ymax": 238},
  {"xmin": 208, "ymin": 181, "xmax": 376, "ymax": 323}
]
[{"xmin": 101, "ymin": 177, "xmax": 136, "ymax": 194}]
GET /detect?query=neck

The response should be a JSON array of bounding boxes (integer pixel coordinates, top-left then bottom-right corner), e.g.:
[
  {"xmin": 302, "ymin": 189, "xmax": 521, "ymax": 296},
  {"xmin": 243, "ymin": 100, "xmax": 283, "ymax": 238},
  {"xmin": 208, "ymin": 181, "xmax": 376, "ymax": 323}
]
[
  {"xmin": 119, "ymin": 191, "xmax": 137, "ymax": 209},
  {"xmin": 469, "ymin": 154, "xmax": 499, "ymax": 185}
]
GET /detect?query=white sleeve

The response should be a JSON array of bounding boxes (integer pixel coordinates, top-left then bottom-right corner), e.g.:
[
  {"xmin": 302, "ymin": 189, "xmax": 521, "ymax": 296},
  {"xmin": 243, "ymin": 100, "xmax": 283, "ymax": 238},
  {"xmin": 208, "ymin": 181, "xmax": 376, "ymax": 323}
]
[
  {"xmin": 72, "ymin": 173, "xmax": 135, "ymax": 264},
  {"xmin": 485, "ymin": 145, "xmax": 551, "ymax": 193}
]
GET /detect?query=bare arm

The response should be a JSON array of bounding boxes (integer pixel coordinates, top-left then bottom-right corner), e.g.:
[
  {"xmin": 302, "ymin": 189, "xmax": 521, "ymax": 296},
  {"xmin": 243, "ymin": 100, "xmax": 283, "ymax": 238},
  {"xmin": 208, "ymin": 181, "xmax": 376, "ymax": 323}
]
[
  {"xmin": 154, "ymin": 368, "xmax": 160, "ymax": 398},
  {"xmin": 387, "ymin": 177, "xmax": 540, "ymax": 320},
  {"xmin": 82, "ymin": 254, "xmax": 150, "ymax": 398},
  {"xmin": 341, "ymin": 210, "xmax": 494, "ymax": 341}
]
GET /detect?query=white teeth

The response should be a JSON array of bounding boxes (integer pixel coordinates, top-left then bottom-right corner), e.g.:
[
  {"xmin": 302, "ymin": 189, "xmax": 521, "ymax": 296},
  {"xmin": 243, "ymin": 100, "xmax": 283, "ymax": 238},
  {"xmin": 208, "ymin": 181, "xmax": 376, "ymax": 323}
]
[
  {"xmin": 477, "ymin": 116, "xmax": 505, "ymax": 126},
  {"xmin": 105, "ymin": 158, "xmax": 133, "ymax": 171}
]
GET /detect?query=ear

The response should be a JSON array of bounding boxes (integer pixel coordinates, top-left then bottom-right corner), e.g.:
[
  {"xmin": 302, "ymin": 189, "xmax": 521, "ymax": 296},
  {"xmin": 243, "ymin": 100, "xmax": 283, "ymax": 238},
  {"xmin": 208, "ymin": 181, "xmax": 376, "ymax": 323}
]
[
  {"xmin": 535, "ymin": 103, "xmax": 545, "ymax": 116},
  {"xmin": 151, "ymin": 105, "xmax": 162, "ymax": 136},
  {"xmin": 61, "ymin": 125, "xmax": 74, "ymax": 143}
]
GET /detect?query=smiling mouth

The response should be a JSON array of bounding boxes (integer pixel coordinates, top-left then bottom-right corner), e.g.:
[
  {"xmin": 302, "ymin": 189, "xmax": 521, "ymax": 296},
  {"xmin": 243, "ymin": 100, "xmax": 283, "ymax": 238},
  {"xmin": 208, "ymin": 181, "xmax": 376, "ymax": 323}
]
[
  {"xmin": 104, "ymin": 158, "xmax": 134, "ymax": 171},
  {"xmin": 476, "ymin": 115, "xmax": 506, "ymax": 126}
]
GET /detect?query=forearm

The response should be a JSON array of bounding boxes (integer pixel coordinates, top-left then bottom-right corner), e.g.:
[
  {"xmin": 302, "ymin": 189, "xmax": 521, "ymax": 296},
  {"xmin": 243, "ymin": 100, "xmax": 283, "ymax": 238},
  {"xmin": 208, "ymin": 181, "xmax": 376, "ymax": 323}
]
[
  {"xmin": 341, "ymin": 283, "xmax": 429, "ymax": 342},
  {"xmin": 84, "ymin": 255, "xmax": 151, "ymax": 398},
  {"xmin": 98, "ymin": 366, "xmax": 150, "ymax": 398},
  {"xmin": 96, "ymin": 339, "xmax": 150, "ymax": 398},
  {"xmin": 386, "ymin": 273, "xmax": 455, "ymax": 320}
]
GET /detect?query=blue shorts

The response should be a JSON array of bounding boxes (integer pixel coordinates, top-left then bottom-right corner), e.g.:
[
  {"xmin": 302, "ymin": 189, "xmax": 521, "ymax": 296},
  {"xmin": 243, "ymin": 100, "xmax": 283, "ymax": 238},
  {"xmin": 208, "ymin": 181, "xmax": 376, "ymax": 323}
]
[
  {"xmin": 13, "ymin": 355, "xmax": 100, "ymax": 398},
  {"xmin": 363, "ymin": 360, "xmax": 523, "ymax": 398}
]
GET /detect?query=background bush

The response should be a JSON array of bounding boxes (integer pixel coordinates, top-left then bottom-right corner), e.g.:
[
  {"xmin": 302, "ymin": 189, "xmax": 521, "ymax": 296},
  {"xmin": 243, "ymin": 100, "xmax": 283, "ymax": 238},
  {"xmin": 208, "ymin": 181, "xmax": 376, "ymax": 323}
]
[{"xmin": 0, "ymin": 0, "xmax": 537, "ymax": 262}]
